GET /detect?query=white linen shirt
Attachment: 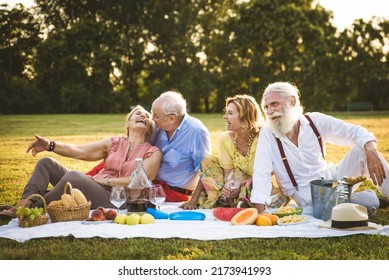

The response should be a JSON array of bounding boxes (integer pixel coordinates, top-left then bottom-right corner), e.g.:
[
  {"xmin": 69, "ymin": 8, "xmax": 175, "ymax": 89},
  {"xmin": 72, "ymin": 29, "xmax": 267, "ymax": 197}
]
[{"xmin": 251, "ymin": 112, "xmax": 376, "ymax": 206}]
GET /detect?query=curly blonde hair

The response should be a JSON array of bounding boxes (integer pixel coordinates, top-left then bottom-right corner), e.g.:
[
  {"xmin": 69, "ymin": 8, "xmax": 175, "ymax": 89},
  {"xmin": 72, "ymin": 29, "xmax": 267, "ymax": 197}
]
[{"xmin": 225, "ymin": 94, "xmax": 264, "ymax": 134}]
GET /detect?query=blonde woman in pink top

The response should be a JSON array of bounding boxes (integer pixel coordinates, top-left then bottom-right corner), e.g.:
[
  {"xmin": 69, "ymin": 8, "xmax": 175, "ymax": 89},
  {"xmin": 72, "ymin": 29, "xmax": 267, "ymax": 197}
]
[{"xmin": 0, "ymin": 106, "xmax": 162, "ymax": 218}]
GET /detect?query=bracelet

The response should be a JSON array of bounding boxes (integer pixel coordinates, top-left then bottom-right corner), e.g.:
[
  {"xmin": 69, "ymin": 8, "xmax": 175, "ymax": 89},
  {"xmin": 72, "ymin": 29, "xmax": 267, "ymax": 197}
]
[
  {"xmin": 48, "ymin": 140, "xmax": 56, "ymax": 152},
  {"xmin": 106, "ymin": 177, "xmax": 113, "ymax": 187}
]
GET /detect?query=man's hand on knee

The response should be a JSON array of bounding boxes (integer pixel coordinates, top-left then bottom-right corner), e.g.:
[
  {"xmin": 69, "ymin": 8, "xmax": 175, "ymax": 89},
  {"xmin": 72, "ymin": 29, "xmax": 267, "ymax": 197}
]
[{"xmin": 364, "ymin": 141, "xmax": 386, "ymax": 186}]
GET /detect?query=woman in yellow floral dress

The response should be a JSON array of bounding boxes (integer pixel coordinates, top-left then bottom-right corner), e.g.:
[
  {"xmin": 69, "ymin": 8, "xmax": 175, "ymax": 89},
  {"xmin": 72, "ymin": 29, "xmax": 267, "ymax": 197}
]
[{"xmin": 181, "ymin": 94, "xmax": 266, "ymax": 209}]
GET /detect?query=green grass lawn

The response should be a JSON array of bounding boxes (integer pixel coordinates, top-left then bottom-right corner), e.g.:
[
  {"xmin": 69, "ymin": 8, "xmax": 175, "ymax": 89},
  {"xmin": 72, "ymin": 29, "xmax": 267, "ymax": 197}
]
[{"xmin": 0, "ymin": 113, "xmax": 388, "ymax": 260}]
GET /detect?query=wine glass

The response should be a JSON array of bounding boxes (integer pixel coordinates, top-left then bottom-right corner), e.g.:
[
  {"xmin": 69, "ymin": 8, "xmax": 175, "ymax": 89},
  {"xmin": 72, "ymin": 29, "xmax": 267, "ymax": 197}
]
[
  {"xmin": 110, "ymin": 186, "xmax": 126, "ymax": 215},
  {"xmin": 264, "ymin": 193, "xmax": 288, "ymax": 214},
  {"xmin": 149, "ymin": 183, "xmax": 166, "ymax": 210},
  {"xmin": 218, "ymin": 169, "xmax": 243, "ymax": 206}
]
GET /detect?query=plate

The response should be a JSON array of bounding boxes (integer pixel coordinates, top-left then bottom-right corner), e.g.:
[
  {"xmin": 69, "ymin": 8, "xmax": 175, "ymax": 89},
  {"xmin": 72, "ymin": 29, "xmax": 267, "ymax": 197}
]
[
  {"xmin": 272, "ymin": 206, "xmax": 303, "ymax": 217},
  {"xmin": 82, "ymin": 220, "xmax": 114, "ymax": 225},
  {"xmin": 277, "ymin": 215, "xmax": 309, "ymax": 226}
]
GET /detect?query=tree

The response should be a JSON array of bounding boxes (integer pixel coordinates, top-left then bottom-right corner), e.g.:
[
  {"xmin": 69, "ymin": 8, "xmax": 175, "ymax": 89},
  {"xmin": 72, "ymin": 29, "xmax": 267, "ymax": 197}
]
[
  {"xmin": 1, "ymin": 1, "xmax": 388, "ymax": 114},
  {"xmin": 334, "ymin": 17, "xmax": 389, "ymax": 110},
  {"xmin": 34, "ymin": 17, "xmax": 116, "ymax": 113},
  {"xmin": 0, "ymin": 4, "xmax": 41, "ymax": 113},
  {"xmin": 217, "ymin": 0, "xmax": 340, "ymax": 111}
]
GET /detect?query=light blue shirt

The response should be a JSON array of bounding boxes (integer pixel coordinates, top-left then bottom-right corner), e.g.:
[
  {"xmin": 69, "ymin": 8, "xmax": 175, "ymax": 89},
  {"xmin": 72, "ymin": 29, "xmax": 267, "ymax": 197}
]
[{"xmin": 152, "ymin": 114, "xmax": 211, "ymax": 188}]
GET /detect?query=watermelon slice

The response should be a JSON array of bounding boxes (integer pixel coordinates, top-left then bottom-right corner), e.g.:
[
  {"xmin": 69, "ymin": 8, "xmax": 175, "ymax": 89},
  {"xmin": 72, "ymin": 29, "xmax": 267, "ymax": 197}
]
[{"xmin": 212, "ymin": 207, "xmax": 245, "ymax": 221}]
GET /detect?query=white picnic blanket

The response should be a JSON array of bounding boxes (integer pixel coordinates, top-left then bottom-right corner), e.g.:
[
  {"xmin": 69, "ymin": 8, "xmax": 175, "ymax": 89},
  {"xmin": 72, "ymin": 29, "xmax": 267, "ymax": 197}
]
[{"xmin": 1, "ymin": 203, "xmax": 388, "ymax": 243}]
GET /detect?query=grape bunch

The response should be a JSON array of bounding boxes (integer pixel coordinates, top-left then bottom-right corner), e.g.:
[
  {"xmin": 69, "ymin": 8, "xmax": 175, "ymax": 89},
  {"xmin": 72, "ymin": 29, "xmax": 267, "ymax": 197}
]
[{"xmin": 16, "ymin": 206, "xmax": 45, "ymax": 227}]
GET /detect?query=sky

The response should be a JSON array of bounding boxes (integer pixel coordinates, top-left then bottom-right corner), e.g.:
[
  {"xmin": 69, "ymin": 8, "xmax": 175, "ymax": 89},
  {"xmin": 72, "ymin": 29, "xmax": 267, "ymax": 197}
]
[
  {"xmin": 1, "ymin": 0, "xmax": 389, "ymax": 31},
  {"xmin": 317, "ymin": 0, "xmax": 389, "ymax": 30}
]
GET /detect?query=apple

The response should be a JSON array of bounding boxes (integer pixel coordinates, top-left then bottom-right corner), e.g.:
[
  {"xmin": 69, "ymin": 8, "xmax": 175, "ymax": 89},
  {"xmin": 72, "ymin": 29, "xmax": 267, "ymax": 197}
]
[
  {"xmin": 126, "ymin": 214, "xmax": 140, "ymax": 225},
  {"xmin": 114, "ymin": 214, "xmax": 127, "ymax": 224},
  {"xmin": 91, "ymin": 209, "xmax": 105, "ymax": 221},
  {"xmin": 105, "ymin": 209, "xmax": 118, "ymax": 220},
  {"xmin": 140, "ymin": 213, "xmax": 155, "ymax": 224}
]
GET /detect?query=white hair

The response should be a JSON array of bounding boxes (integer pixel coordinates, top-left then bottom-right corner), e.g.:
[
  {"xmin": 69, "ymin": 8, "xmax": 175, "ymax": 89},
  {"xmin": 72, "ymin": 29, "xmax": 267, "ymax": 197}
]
[
  {"xmin": 267, "ymin": 101, "xmax": 301, "ymax": 137},
  {"xmin": 261, "ymin": 81, "xmax": 304, "ymax": 115},
  {"xmin": 158, "ymin": 91, "xmax": 187, "ymax": 116}
]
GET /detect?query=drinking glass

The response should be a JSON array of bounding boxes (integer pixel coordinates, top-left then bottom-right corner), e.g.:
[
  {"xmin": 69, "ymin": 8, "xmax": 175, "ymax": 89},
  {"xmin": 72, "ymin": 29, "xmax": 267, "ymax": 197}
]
[
  {"xmin": 264, "ymin": 193, "xmax": 289, "ymax": 214},
  {"xmin": 149, "ymin": 183, "xmax": 166, "ymax": 210},
  {"xmin": 218, "ymin": 169, "xmax": 243, "ymax": 206},
  {"xmin": 110, "ymin": 186, "xmax": 126, "ymax": 214}
]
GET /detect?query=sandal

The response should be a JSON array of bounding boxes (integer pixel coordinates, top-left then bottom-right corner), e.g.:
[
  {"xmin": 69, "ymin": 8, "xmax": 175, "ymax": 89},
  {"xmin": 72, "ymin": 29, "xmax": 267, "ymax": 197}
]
[{"xmin": 0, "ymin": 209, "xmax": 16, "ymax": 219}]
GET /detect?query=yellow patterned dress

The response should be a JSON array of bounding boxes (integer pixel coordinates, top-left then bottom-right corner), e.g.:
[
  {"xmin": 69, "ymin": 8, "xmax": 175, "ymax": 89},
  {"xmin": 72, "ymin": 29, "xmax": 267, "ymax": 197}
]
[{"xmin": 198, "ymin": 131, "xmax": 258, "ymax": 208}]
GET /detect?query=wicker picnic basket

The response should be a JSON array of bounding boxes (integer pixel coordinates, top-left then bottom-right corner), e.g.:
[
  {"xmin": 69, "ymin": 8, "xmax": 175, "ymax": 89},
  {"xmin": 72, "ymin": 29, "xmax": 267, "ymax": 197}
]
[
  {"xmin": 18, "ymin": 194, "xmax": 49, "ymax": 228},
  {"xmin": 47, "ymin": 182, "xmax": 91, "ymax": 223}
]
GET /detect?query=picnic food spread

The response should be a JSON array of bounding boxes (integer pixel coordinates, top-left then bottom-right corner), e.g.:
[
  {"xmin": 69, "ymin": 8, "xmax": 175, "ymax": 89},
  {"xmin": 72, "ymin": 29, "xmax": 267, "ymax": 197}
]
[{"xmin": 13, "ymin": 186, "xmax": 317, "ymax": 229}]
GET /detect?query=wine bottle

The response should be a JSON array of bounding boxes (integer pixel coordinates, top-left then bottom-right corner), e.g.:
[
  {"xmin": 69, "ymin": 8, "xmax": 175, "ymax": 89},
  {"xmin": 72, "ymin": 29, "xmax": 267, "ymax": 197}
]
[{"xmin": 126, "ymin": 158, "xmax": 155, "ymax": 213}]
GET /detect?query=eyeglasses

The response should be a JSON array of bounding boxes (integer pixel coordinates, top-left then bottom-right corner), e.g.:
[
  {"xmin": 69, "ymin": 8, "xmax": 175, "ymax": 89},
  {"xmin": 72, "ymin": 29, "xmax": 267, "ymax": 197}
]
[
  {"xmin": 152, "ymin": 113, "xmax": 168, "ymax": 121},
  {"xmin": 152, "ymin": 113, "xmax": 174, "ymax": 121}
]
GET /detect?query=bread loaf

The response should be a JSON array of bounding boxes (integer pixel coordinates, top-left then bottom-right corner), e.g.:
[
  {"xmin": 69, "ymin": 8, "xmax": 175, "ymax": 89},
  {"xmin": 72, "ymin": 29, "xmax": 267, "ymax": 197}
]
[
  {"xmin": 61, "ymin": 194, "xmax": 76, "ymax": 208},
  {"xmin": 48, "ymin": 200, "xmax": 62, "ymax": 207},
  {"xmin": 71, "ymin": 188, "xmax": 88, "ymax": 206}
]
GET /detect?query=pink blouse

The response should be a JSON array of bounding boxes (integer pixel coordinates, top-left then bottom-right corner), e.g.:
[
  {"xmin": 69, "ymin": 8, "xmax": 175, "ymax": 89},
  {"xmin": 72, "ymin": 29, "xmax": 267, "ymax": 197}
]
[{"xmin": 93, "ymin": 137, "xmax": 160, "ymax": 178}]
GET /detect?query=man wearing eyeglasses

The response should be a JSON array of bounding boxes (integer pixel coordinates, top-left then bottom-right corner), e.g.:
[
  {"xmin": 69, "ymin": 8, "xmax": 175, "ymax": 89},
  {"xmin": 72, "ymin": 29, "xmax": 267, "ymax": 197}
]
[{"xmin": 151, "ymin": 90, "xmax": 211, "ymax": 202}]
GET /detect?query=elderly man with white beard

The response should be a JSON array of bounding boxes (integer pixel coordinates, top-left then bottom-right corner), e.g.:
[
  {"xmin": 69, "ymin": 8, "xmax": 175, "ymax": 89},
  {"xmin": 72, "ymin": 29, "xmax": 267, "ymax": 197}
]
[{"xmin": 251, "ymin": 81, "xmax": 389, "ymax": 216}]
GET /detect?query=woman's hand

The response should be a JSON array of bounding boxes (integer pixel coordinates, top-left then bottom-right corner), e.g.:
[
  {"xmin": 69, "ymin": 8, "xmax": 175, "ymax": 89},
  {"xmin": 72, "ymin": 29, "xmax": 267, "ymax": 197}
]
[
  {"xmin": 89, "ymin": 177, "xmax": 106, "ymax": 186},
  {"xmin": 26, "ymin": 134, "xmax": 50, "ymax": 156},
  {"xmin": 221, "ymin": 183, "xmax": 240, "ymax": 198},
  {"xmin": 180, "ymin": 201, "xmax": 198, "ymax": 210}
]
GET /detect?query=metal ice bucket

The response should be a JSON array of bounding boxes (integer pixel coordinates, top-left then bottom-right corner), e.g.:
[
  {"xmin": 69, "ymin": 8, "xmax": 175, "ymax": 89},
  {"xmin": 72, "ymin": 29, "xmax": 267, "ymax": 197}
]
[{"xmin": 310, "ymin": 179, "xmax": 352, "ymax": 219}]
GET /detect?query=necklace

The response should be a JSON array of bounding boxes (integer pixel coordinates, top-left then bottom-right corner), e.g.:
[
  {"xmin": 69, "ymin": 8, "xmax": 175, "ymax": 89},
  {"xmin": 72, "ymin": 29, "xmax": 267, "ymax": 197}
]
[
  {"xmin": 125, "ymin": 140, "xmax": 136, "ymax": 161},
  {"xmin": 233, "ymin": 132, "xmax": 254, "ymax": 157},
  {"xmin": 233, "ymin": 132, "xmax": 255, "ymax": 172}
]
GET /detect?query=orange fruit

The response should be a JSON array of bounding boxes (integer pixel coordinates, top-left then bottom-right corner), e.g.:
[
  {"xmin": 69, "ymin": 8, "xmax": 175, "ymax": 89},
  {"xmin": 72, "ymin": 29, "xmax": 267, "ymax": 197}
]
[
  {"xmin": 255, "ymin": 214, "xmax": 272, "ymax": 226},
  {"xmin": 261, "ymin": 212, "xmax": 279, "ymax": 225}
]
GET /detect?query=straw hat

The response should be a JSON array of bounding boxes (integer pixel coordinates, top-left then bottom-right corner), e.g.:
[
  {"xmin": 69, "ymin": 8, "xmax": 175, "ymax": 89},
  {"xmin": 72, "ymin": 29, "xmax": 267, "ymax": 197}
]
[{"xmin": 319, "ymin": 203, "xmax": 382, "ymax": 230}]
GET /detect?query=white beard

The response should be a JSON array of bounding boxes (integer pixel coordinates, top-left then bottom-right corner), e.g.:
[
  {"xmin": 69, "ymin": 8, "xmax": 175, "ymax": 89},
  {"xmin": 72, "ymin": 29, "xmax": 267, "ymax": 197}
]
[{"xmin": 267, "ymin": 104, "xmax": 301, "ymax": 138}]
